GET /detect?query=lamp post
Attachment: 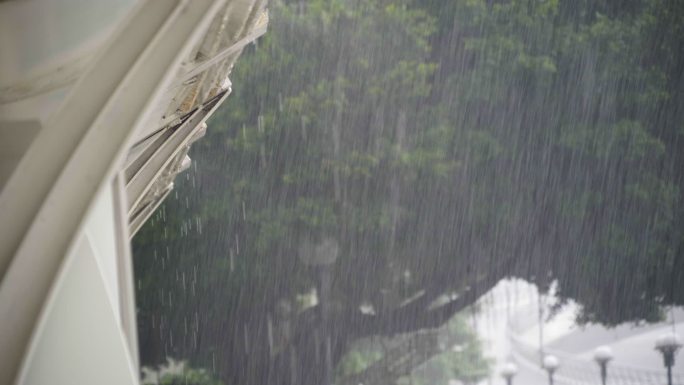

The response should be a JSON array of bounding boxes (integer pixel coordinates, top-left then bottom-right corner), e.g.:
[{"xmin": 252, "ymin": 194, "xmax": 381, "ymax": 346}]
[
  {"xmin": 593, "ymin": 345, "xmax": 613, "ymax": 385},
  {"xmin": 500, "ymin": 362, "xmax": 518, "ymax": 385},
  {"xmin": 655, "ymin": 332, "xmax": 682, "ymax": 385},
  {"xmin": 542, "ymin": 354, "xmax": 560, "ymax": 385}
]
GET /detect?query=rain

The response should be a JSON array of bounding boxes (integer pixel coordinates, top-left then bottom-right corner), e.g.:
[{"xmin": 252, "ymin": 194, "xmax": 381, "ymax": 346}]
[{"xmin": 132, "ymin": 1, "xmax": 684, "ymax": 385}]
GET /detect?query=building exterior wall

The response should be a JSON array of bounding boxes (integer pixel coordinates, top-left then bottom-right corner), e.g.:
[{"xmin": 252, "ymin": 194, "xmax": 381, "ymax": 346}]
[{"xmin": 0, "ymin": 1, "xmax": 267, "ymax": 384}]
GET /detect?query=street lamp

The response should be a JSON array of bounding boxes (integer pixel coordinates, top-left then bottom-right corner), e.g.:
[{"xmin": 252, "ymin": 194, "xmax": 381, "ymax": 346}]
[
  {"xmin": 500, "ymin": 362, "xmax": 518, "ymax": 385},
  {"xmin": 593, "ymin": 345, "xmax": 613, "ymax": 385},
  {"xmin": 542, "ymin": 354, "xmax": 560, "ymax": 385},
  {"xmin": 655, "ymin": 332, "xmax": 682, "ymax": 385}
]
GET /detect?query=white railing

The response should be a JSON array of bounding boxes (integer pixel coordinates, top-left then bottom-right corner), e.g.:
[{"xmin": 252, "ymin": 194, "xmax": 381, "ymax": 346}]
[{"xmin": 508, "ymin": 330, "xmax": 684, "ymax": 385}]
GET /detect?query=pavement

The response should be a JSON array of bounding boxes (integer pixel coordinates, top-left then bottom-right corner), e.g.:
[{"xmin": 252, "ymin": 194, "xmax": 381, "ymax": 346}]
[{"xmin": 471, "ymin": 279, "xmax": 684, "ymax": 385}]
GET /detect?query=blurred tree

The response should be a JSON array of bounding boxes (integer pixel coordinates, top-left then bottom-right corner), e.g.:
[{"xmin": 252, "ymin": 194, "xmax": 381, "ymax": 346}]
[
  {"xmin": 141, "ymin": 359, "xmax": 224, "ymax": 385},
  {"xmin": 336, "ymin": 315, "xmax": 490, "ymax": 385},
  {"xmin": 134, "ymin": 0, "xmax": 684, "ymax": 384}
]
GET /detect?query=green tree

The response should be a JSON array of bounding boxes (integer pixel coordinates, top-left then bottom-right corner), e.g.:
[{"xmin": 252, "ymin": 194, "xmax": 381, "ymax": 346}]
[{"xmin": 134, "ymin": 1, "xmax": 684, "ymax": 384}]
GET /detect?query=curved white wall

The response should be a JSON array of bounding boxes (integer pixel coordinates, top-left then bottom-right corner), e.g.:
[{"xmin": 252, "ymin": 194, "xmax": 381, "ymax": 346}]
[{"xmin": 17, "ymin": 204, "xmax": 138, "ymax": 385}]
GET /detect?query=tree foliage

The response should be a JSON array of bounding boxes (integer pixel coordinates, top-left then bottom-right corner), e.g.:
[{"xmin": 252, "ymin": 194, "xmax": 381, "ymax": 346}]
[{"xmin": 133, "ymin": 0, "xmax": 684, "ymax": 383}]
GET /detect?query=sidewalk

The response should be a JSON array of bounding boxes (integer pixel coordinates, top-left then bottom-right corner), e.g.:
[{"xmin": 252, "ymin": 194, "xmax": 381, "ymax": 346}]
[{"xmin": 474, "ymin": 279, "xmax": 684, "ymax": 385}]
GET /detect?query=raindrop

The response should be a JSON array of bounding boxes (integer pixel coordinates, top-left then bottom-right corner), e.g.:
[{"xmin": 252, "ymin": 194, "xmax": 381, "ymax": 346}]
[
  {"xmin": 235, "ymin": 234, "xmax": 240, "ymax": 255},
  {"xmin": 267, "ymin": 313, "xmax": 274, "ymax": 355},
  {"xmin": 243, "ymin": 324, "xmax": 250, "ymax": 354}
]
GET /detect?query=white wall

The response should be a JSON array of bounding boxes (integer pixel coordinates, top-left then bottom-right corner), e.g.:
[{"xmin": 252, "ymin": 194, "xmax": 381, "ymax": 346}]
[{"xmin": 17, "ymin": 186, "xmax": 139, "ymax": 385}]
